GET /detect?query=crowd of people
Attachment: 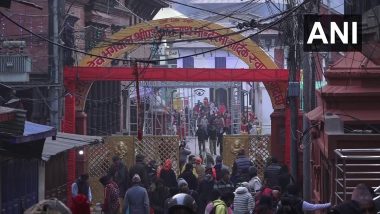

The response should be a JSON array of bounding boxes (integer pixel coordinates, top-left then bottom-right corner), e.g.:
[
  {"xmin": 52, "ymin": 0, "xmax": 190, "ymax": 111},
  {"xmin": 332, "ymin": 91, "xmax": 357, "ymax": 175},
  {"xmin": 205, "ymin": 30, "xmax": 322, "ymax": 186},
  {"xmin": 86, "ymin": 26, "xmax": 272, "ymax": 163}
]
[{"xmin": 65, "ymin": 149, "xmax": 380, "ymax": 214}]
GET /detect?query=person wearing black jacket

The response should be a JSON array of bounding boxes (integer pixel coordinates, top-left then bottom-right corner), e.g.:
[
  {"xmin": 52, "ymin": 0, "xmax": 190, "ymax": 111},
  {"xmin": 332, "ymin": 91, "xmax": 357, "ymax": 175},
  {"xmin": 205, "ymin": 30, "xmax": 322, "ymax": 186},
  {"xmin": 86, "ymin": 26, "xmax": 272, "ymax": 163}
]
[
  {"xmin": 150, "ymin": 179, "xmax": 171, "ymax": 214},
  {"xmin": 179, "ymin": 163, "xmax": 198, "ymax": 191},
  {"xmin": 264, "ymin": 157, "xmax": 282, "ymax": 188},
  {"xmin": 198, "ymin": 167, "xmax": 215, "ymax": 213},
  {"xmin": 158, "ymin": 159, "xmax": 178, "ymax": 195},
  {"xmin": 232, "ymin": 149, "xmax": 254, "ymax": 184},
  {"xmin": 108, "ymin": 156, "xmax": 128, "ymax": 198},
  {"xmin": 208, "ymin": 124, "xmax": 217, "ymax": 155},
  {"xmin": 196, "ymin": 125, "xmax": 207, "ymax": 154},
  {"xmin": 129, "ymin": 154, "xmax": 149, "ymax": 189}
]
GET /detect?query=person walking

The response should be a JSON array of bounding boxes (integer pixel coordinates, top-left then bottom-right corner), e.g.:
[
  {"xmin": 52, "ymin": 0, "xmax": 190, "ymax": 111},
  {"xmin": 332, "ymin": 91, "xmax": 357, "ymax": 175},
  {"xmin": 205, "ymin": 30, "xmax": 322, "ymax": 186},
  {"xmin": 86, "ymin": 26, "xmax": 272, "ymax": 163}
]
[
  {"xmin": 208, "ymin": 124, "xmax": 218, "ymax": 155},
  {"xmin": 198, "ymin": 168, "xmax": 215, "ymax": 213},
  {"xmin": 264, "ymin": 157, "xmax": 282, "ymax": 188},
  {"xmin": 232, "ymin": 149, "xmax": 254, "ymax": 184},
  {"xmin": 179, "ymin": 140, "xmax": 191, "ymax": 170},
  {"xmin": 194, "ymin": 157, "xmax": 206, "ymax": 182},
  {"xmin": 329, "ymin": 183, "xmax": 376, "ymax": 214},
  {"xmin": 123, "ymin": 174, "xmax": 150, "ymax": 214},
  {"xmin": 278, "ymin": 165, "xmax": 294, "ymax": 193},
  {"xmin": 108, "ymin": 156, "xmax": 128, "ymax": 202},
  {"xmin": 196, "ymin": 125, "xmax": 207, "ymax": 154},
  {"xmin": 179, "ymin": 163, "xmax": 198, "ymax": 191},
  {"xmin": 214, "ymin": 156, "xmax": 229, "ymax": 181},
  {"xmin": 150, "ymin": 179, "xmax": 171, "ymax": 214},
  {"xmin": 233, "ymin": 186, "xmax": 254, "ymax": 214},
  {"xmin": 157, "ymin": 159, "xmax": 177, "ymax": 193},
  {"xmin": 209, "ymin": 192, "xmax": 235, "ymax": 214},
  {"xmin": 276, "ymin": 184, "xmax": 331, "ymax": 214},
  {"xmin": 129, "ymin": 154, "xmax": 149, "ymax": 188},
  {"xmin": 214, "ymin": 168, "xmax": 235, "ymax": 196},
  {"xmin": 178, "ymin": 178, "xmax": 200, "ymax": 208},
  {"xmin": 99, "ymin": 175, "xmax": 120, "ymax": 214},
  {"xmin": 248, "ymin": 166, "xmax": 262, "ymax": 194}
]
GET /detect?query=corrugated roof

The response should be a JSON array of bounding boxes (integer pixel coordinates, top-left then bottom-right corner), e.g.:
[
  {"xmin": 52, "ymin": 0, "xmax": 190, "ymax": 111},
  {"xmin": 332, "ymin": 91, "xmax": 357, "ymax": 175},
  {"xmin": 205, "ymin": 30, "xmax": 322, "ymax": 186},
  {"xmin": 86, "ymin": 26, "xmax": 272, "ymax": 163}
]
[
  {"xmin": 0, "ymin": 107, "xmax": 26, "ymax": 135},
  {"xmin": 42, "ymin": 132, "xmax": 103, "ymax": 161}
]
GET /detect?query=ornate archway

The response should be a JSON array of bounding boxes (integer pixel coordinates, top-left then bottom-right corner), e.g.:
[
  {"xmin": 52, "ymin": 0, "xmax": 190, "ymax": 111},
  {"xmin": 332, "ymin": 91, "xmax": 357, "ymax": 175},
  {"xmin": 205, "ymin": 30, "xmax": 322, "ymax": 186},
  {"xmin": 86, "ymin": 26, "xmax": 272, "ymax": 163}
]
[
  {"xmin": 63, "ymin": 18, "xmax": 292, "ymax": 202},
  {"xmin": 69, "ymin": 18, "xmax": 287, "ymax": 113}
]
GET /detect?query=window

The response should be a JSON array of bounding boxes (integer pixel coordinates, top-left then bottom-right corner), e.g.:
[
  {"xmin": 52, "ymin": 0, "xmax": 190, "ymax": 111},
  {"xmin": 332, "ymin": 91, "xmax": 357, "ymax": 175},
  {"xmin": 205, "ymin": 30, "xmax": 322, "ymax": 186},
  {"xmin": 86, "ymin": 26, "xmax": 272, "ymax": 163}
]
[
  {"xmin": 215, "ymin": 57, "xmax": 226, "ymax": 68},
  {"xmin": 183, "ymin": 57, "xmax": 194, "ymax": 68}
]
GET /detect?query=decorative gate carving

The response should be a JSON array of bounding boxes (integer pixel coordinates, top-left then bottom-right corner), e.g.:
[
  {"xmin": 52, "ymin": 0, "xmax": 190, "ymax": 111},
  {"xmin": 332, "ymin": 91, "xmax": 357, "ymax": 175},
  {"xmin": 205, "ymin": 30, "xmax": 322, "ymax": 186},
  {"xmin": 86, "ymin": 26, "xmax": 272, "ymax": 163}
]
[
  {"xmin": 134, "ymin": 136, "xmax": 180, "ymax": 174},
  {"xmin": 222, "ymin": 135, "xmax": 271, "ymax": 179},
  {"xmin": 249, "ymin": 135, "xmax": 271, "ymax": 178},
  {"xmin": 86, "ymin": 136, "xmax": 179, "ymax": 204}
]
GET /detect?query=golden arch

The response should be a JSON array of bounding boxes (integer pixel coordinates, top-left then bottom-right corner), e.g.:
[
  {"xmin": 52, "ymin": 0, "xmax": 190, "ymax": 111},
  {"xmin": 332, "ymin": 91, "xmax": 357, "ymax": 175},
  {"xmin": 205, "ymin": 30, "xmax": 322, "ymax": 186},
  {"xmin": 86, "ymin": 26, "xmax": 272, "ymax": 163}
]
[{"xmin": 76, "ymin": 18, "xmax": 287, "ymax": 110}]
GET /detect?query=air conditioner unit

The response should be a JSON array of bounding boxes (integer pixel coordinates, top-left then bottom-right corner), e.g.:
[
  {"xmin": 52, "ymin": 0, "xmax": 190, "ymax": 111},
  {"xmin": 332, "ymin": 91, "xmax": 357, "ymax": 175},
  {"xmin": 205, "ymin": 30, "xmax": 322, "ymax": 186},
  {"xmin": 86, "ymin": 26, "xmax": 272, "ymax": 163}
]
[
  {"xmin": 0, "ymin": 55, "xmax": 31, "ymax": 82},
  {"xmin": 0, "ymin": 55, "xmax": 31, "ymax": 73}
]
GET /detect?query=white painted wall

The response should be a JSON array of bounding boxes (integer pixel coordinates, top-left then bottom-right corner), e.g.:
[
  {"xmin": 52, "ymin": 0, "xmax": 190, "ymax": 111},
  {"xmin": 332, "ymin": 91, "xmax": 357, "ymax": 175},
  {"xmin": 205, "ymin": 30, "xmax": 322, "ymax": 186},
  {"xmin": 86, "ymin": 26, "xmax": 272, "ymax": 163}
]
[{"xmin": 171, "ymin": 42, "xmax": 275, "ymax": 134}]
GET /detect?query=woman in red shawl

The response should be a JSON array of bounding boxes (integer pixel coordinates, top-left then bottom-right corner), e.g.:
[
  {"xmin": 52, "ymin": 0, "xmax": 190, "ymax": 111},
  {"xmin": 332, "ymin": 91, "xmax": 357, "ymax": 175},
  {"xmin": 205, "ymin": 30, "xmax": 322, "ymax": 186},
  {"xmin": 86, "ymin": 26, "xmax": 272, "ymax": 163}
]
[
  {"xmin": 71, "ymin": 194, "xmax": 91, "ymax": 214},
  {"xmin": 157, "ymin": 159, "xmax": 177, "ymax": 193}
]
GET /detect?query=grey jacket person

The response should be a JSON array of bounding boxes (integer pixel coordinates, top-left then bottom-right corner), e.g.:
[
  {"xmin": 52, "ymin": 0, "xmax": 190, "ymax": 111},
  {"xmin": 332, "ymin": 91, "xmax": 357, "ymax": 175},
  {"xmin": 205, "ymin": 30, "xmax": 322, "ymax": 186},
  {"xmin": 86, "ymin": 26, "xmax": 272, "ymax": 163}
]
[{"xmin": 124, "ymin": 174, "xmax": 150, "ymax": 214}]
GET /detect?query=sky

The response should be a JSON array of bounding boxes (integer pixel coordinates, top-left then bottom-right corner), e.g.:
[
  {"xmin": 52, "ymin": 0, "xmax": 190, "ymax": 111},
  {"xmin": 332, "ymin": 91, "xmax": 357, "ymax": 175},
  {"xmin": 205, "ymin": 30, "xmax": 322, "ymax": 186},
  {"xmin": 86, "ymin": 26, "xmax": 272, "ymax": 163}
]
[{"xmin": 154, "ymin": 0, "xmax": 345, "ymax": 20}]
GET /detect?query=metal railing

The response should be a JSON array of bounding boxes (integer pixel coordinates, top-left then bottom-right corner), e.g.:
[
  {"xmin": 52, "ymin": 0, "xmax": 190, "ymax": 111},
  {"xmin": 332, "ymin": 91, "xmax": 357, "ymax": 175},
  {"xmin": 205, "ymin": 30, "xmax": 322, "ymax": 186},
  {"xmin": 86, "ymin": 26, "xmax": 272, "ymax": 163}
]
[{"xmin": 334, "ymin": 149, "xmax": 380, "ymax": 204}]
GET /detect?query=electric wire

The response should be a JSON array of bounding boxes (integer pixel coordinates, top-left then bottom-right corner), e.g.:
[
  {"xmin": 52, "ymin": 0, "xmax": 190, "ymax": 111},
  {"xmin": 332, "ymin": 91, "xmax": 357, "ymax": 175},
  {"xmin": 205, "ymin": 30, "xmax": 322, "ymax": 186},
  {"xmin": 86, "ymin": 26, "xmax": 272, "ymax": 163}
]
[
  {"xmin": 162, "ymin": 0, "xmax": 251, "ymax": 22},
  {"xmin": 0, "ymin": 1, "xmax": 307, "ymax": 64}
]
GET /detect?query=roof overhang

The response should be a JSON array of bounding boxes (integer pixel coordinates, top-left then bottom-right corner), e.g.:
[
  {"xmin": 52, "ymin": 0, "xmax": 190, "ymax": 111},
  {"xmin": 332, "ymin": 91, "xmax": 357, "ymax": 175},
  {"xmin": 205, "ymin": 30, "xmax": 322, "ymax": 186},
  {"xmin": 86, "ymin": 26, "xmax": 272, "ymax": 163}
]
[
  {"xmin": 42, "ymin": 132, "xmax": 103, "ymax": 161},
  {"xmin": 0, "ymin": 121, "xmax": 56, "ymax": 159}
]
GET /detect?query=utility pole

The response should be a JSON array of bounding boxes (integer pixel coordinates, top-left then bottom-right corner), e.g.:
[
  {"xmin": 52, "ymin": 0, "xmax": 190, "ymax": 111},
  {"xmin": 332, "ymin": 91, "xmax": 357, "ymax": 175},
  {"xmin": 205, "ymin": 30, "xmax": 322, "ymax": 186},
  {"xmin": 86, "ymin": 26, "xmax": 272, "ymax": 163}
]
[
  {"xmin": 303, "ymin": 0, "xmax": 318, "ymax": 202},
  {"xmin": 286, "ymin": 0, "xmax": 299, "ymax": 182},
  {"xmin": 49, "ymin": 0, "xmax": 64, "ymax": 130}
]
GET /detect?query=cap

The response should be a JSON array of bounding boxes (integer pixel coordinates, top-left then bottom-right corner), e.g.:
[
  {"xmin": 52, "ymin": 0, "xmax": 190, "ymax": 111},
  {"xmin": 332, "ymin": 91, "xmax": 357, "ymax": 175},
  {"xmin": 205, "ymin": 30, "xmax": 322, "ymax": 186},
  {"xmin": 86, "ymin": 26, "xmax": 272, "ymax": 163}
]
[{"xmin": 178, "ymin": 178, "xmax": 188, "ymax": 188}]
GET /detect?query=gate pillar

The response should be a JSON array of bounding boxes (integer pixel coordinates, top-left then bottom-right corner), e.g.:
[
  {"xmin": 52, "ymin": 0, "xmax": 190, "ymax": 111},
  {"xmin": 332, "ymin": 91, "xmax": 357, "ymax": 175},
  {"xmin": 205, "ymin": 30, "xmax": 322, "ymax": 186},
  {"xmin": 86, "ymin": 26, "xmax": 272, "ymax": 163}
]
[{"xmin": 270, "ymin": 109, "xmax": 285, "ymax": 163}]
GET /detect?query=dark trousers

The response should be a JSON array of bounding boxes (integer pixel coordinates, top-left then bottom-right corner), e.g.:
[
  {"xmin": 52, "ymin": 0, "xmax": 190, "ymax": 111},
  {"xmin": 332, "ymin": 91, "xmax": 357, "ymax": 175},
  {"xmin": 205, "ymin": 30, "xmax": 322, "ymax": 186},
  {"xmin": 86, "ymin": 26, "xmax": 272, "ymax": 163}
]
[
  {"xmin": 198, "ymin": 139, "xmax": 205, "ymax": 154},
  {"xmin": 217, "ymin": 134, "xmax": 223, "ymax": 155},
  {"xmin": 210, "ymin": 139, "xmax": 217, "ymax": 155}
]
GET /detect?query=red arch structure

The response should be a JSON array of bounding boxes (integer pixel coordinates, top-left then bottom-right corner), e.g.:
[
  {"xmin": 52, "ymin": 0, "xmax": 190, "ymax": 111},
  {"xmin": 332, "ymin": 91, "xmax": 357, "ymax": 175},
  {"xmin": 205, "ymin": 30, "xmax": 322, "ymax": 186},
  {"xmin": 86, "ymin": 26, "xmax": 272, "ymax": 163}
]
[
  {"xmin": 61, "ymin": 17, "xmax": 296, "ymax": 205},
  {"xmin": 62, "ymin": 65, "xmax": 291, "ymax": 156}
]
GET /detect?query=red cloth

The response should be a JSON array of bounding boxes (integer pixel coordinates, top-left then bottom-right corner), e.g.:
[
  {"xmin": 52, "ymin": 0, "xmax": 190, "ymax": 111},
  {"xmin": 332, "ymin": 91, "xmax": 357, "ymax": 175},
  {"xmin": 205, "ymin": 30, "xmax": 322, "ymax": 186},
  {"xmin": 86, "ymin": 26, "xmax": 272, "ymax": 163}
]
[
  {"xmin": 219, "ymin": 104, "xmax": 226, "ymax": 115},
  {"xmin": 164, "ymin": 159, "xmax": 172, "ymax": 171},
  {"xmin": 71, "ymin": 194, "xmax": 90, "ymax": 214}
]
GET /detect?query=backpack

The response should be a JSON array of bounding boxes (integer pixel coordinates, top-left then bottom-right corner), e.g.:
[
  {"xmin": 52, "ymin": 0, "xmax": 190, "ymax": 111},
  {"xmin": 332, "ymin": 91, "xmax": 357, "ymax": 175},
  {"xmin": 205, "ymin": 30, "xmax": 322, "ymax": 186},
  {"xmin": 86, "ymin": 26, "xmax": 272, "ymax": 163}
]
[
  {"xmin": 275, "ymin": 195, "xmax": 303, "ymax": 214},
  {"xmin": 210, "ymin": 203, "xmax": 224, "ymax": 214}
]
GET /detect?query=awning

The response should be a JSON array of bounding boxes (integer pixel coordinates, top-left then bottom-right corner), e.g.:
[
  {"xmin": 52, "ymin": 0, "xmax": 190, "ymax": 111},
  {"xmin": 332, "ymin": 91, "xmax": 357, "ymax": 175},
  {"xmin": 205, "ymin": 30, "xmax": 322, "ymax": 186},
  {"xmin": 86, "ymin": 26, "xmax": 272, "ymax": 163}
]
[
  {"xmin": 42, "ymin": 132, "xmax": 103, "ymax": 161},
  {"xmin": 0, "ymin": 121, "xmax": 56, "ymax": 159}
]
